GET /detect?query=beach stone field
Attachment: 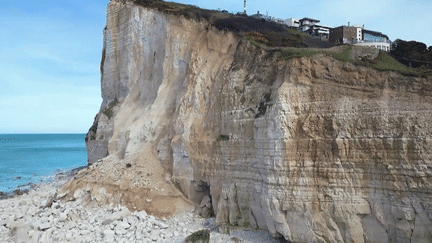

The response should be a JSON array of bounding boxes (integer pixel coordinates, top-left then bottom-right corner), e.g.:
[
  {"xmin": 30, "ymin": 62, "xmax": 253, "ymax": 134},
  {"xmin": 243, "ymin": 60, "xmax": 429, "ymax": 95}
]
[{"xmin": 0, "ymin": 172, "xmax": 279, "ymax": 243}]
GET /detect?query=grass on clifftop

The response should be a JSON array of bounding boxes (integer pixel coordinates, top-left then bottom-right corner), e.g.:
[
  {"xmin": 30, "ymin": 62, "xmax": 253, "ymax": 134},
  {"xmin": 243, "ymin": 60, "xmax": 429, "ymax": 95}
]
[
  {"xmin": 133, "ymin": 0, "xmax": 332, "ymax": 48},
  {"xmin": 367, "ymin": 52, "xmax": 432, "ymax": 77},
  {"xmin": 133, "ymin": 0, "xmax": 430, "ymax": 77},
  {"xmin": 270, "ymin": 45, "xmax": 431, "ymax": 77},
  {"xmin": 355, "ymin": 51, "xmax": 431, "ymax": 77}
]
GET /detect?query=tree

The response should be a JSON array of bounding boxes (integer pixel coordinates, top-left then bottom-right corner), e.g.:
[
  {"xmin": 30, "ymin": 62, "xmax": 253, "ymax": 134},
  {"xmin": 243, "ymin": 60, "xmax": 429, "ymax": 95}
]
[
  {"xmin": 391, "ymin": 39, "xmax": 428, "ymax": 61},
  {"xmin": 391, "ymin": 39, "xmax": 432, "ymax": 68}
]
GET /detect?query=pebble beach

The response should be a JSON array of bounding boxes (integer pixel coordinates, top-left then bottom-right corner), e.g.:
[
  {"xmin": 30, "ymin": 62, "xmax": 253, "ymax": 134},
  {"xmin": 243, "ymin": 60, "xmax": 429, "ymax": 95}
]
[{"xmin": 0, "ymin": 170, "xmax": 279, "ymax": 243}]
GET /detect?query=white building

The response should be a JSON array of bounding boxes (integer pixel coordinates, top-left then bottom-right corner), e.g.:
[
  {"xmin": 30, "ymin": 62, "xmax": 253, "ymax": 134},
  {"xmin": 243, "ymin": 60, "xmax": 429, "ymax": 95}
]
[
  {"xmin": 298, "ymin": 18, "xmax": 332, "ymax": 38},
  {"xmin": 309, "ymin": 24, "xmax": 333, "ymax": 38},
  {"xmin": 353, "ymin": 25, "xmax": 363, "ymax": 42},
  {"xmin": 285, "ymin": 18, "xmax": 300, "ymax": 28},
  {"xmin": 354, "ymin": 29, "xmax": 391, "ymax": 52},
  {"xmin": 299, "ymin": 17, "xmax": 320, "ymax": 32},
  {"xmin": 354, "ymin": 41, "xmax": 391, "ymax": 52},
  {"xmin": 330, "ymin": 25, "xmax": 391, "ymax": 52},
  {"xmin": 251, "ymin": 11, "xmax": 273, "ymax": 21}
]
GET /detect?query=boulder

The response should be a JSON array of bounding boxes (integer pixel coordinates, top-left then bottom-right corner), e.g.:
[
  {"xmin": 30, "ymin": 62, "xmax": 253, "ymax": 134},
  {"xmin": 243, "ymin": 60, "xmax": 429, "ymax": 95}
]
[{"xmin": 184, "ymin": 229, "xmax": 210, "ymax": 243}]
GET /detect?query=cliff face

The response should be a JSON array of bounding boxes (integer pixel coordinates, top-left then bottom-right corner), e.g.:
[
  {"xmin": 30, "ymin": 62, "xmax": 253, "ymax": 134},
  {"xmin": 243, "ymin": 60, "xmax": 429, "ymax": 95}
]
[{"xmin": 75, "ymin": 0, "xmax": 432, "ymax": 242}]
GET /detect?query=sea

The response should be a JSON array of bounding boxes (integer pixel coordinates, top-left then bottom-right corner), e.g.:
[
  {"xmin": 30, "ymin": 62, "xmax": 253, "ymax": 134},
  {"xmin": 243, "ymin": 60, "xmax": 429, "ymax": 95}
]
[{"xmin": 0, "ymin": 134, "xmax": 88, "ymax": 194}]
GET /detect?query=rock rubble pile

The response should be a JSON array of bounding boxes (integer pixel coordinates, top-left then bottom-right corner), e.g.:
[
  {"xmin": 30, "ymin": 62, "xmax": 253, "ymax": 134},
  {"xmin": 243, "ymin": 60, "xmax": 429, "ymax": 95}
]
[{"xmin": 0, "ymin": 176, "xmax": 277, "ymax": 243}]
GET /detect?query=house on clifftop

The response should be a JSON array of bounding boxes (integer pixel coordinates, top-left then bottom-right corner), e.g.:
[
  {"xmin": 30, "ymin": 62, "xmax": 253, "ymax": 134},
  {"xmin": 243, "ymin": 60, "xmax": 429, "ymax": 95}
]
[
  {"xmin": 329, "ymin": 25, "xmax": 391, "ymax": 51},
  {"xmin": 299, "ymin": 17, "xmax": 332, "ymax": 39}
]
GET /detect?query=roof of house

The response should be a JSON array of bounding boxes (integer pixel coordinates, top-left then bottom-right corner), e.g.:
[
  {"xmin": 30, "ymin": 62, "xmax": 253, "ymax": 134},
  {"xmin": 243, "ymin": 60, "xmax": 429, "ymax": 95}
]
[
  {"xmin": 363, "ymin": 29, "xmax": 389, "ymax": 40},
  {"xmin": 330, "ymin": 25, "xmax": 360, "ymax": 30},
  {"xmin": 299, "ymin": 17, "xmax": 320, "ymax": 23},
  {"xmin": 251, "ymin": 13, "xmax": 264, "ymax": 17},
  {"xmin": 311, "ymin": 24, "xmax": 332, "ymax": 29}
]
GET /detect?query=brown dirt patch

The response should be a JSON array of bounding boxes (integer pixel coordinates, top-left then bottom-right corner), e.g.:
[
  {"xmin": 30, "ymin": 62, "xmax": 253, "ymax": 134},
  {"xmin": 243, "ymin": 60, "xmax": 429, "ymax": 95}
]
[{"xmin": 59, "ymin": 145, "xmax": 193, "ymax": 217}]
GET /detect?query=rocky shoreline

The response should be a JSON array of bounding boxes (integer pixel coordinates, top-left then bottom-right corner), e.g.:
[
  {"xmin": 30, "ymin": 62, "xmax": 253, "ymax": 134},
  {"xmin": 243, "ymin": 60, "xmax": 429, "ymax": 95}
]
[
  {"xmin": 0, "ymin": 167, "xmax": 280, "ymax": 243},
  {"xmin": 0, "ymin": 166, "xmax": 87, "ymax": 200}
]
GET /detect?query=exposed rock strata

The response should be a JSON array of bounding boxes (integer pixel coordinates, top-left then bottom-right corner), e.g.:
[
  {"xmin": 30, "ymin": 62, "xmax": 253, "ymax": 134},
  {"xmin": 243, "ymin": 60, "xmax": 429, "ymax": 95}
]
[{"xmin": 77, "ymin": 0, "xmax": 432, "ymax": 242}]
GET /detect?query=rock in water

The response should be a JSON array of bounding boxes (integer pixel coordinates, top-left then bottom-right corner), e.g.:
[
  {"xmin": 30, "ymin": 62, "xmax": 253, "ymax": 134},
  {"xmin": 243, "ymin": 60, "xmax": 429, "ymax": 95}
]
[{"xmin": 184, "ymin": 229, "xmax": 210, "ymax": 243}]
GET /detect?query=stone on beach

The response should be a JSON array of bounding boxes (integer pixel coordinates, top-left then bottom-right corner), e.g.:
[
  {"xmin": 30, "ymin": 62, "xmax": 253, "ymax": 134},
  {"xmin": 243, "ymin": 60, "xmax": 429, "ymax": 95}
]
[
  {"xmin": 38, "ymin": 222, "xmax": 51, "ymax": 231},
  {"xmin": 0, "ymin": 174, "xmax": 238, "ymax": 243},
  {"xmin": 184, "ymin": 229, "xmax": 210, "ymax": 243},
  {"xmin": 58, "ymin": 212, "xmax": 68, "ymax": 222},
  {"xmin": 102, "ymin": 208, "xmax": 131, "ymax": 225}
]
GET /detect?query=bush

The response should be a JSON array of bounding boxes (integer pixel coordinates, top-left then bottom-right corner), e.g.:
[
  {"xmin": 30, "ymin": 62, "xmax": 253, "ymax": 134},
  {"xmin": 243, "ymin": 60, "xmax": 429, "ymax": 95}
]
[
  {"xmin": 103, "ymin": 98, "xmax": 119, "ymax": 119},
  {"xmin": 217, "ymin": 135, "xmax": 229, "ymax": 141}
]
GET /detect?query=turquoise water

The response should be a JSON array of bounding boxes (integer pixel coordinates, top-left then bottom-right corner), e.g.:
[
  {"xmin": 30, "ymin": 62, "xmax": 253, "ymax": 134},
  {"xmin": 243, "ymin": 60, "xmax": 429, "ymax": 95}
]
[{"xmin": 0, "ymin": 134, "xmax": 88, "ymax": 193}]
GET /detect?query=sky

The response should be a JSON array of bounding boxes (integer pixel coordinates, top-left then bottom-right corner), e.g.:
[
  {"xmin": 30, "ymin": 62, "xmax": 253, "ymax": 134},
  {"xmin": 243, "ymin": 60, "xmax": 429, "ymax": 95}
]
[{"xmin": 0, "ymin": 0, "xmax": 430, "ymax": 133}]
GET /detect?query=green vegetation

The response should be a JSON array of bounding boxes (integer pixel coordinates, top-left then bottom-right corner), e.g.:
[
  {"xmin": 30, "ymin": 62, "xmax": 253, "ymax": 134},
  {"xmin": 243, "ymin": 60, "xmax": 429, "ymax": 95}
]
[
  {"xmin": 245, "ymin": 34, "xmax": 269, "ymax": 50},
  {"xmin": 273, "ymin": 45, "xmax": 431, "ymax": 77},
  {"xmin": 244, "ymin": 30, "xmax": 431, "ymax": 77},
  {"xmin": 277, "ymin": 45, "xmax": 353, "ymax": 62},
  {"xmin": 264, "ymin": 45, "xmax": 351, "ymax": 63},
  {"xmin": 245, "ymin": 108, "xmax": 254, "ymax": 113},
  {"xmin": 162, "ymin": 1, "xmax": 180, "ymax": 9},
  {"xmin": 279, "ymin": 48, "xmax": 321, "ymax": 60},
  {"xmin": 103, "ymin": 98, "xmax": 119, "ymax": 119},
  {"xmin": 85, "ymin": 120, "xmax": 99, "ymax": 142},
  {"xmin": 327, "ymin": 45, "xmax": 353, "ymax": 62},
  {"xmin": 103, "ymin": 109, "xmax": 114, "ymax": 119},
  {"xmin": 134, "ymin": 0, "xmax": 332, "ymax": 48},
  {"xmin": 391, "ymin": 39, "xmax": 432, "ymax": 68},
  {"xmin": 240, "ymin": 96, "xmax": 246, "ymax": 104},
  {"xmin": 365, "ymin": 52, "xmax": 431, "ymax": 77},
  {"xmin": 134, "ymin": 0, "xmax": 228, "ymax": 22},
  {"xmin": 217, "ymin": 134, "xmax": 229, "ymax": 141},
  {"xmin": 184, "ymin": 229, "xmax": 210, "ymax": 243},
  {"xmin": 132, "ymin": 1, "xmax": 431, "ymax": 77}
]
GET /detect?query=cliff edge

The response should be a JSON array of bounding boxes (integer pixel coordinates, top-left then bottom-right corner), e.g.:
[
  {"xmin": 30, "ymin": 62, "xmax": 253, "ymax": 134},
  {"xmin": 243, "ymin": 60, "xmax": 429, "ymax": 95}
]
[{"xmin": 62, "ymin": 0, "xmax": 432, "ymax": 242}]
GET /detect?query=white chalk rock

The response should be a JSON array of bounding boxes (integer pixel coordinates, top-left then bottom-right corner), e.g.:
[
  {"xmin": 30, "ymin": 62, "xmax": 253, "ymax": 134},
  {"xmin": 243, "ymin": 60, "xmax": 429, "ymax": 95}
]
[
  {"xmin": 115, "ymin": 228, "xmax": 127, "ymax": 235},
  {"xmin": 117, "ymin": 221, "xmax": 131, "ymax": 230},
  {"xmin": 38, "ymin": 223, "xmax": 51, "ymax": 231},
  {"xmin": 58, "ymin": 213, "xmax": 68, "ymax": 222},
  {"xmin": 158, "ymin": 222, "xmax": 169, "ymax": 229},
  {"xmin": 102, "ymin": 208, "xmax": 131, "ymax": 225},
  {"xmin": 135, "ymin": 210, "xmax": 147, "ymax": 220},
  {"xmin": 151, "ymin": 231, "xmax": 159, "ymax": 241}
]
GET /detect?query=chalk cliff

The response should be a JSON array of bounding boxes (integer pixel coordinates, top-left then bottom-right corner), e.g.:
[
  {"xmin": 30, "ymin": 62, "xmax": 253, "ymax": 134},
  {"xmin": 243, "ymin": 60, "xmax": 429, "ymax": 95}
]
[{"xmin": 67, "ymin": 0, "xmax": 432, "ymax": 242}]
